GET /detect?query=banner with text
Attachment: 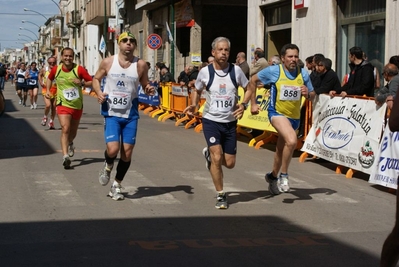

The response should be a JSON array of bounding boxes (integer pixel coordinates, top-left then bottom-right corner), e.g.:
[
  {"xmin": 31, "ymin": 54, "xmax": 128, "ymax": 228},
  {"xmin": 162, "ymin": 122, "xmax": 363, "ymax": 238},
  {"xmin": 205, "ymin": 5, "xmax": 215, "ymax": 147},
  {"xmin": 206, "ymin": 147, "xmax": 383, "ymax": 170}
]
[
  {"xmin": 369, "ymin": 124, "xmax": 399, "ymax": 189},
  {"xmin": 138, "ymin": 85, "xmax": 160, "ymax": 106},
  {"xmin": 301, "ymin": 94, "xmax": 386, "ymax": 174},
  {"xmin": 171, "ymin": 85, "xmax": 189, "ymax": 96}
]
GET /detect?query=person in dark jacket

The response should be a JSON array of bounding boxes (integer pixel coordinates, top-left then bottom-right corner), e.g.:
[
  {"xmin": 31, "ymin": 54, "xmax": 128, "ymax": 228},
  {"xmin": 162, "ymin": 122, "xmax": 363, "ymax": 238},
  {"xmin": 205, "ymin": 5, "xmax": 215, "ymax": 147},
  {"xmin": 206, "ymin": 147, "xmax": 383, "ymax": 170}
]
[
  {"xmin": 380, "ymin": 96, "xmax": 399, "ymax": 267},
  {"xmin": 330, "ymin": 46, "xmax": 374, "ymax": 97},
  {"xmin": 160, "ymin": 67, "xmax": 175, "ymax": 83},
  {"xmin": 314, "ymin": 58, "xmax": 341, "ymax": 95},
  {"xmin": 177, "ymin": 65, "xmax": 189, "ymax": 85}
]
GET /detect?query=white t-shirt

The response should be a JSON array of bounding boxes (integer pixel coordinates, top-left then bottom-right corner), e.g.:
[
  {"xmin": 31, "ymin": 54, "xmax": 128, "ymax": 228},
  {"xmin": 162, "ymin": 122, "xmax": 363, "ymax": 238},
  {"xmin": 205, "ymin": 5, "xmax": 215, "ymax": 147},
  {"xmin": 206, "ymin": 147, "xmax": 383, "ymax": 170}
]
[{"xmin": 195, "ymin": 63, "xmax": 249, "ymax": 122}]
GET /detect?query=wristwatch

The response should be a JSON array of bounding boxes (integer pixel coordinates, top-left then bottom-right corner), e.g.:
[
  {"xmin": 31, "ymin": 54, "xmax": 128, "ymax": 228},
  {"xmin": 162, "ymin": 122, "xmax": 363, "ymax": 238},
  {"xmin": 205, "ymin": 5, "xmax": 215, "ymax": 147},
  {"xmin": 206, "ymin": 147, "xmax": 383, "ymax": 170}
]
[{"xmin": 241, "ymin": 102, "xmax": 249, "ymax": 110}]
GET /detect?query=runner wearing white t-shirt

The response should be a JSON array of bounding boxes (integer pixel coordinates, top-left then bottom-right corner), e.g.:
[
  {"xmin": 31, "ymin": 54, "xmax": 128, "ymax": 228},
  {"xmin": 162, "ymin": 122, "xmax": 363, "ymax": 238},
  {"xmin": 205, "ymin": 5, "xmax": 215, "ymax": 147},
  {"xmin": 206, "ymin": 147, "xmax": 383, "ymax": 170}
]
[{"xmin": 184, "ymin": 36, "xmax": 257, "ymax": 209}]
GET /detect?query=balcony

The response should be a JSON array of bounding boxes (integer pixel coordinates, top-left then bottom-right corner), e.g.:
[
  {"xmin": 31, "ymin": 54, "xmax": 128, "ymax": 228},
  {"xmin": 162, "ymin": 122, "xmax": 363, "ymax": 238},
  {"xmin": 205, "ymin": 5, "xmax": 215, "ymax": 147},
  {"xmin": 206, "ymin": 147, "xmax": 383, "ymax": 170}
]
[{"xmin": 86, "ymin": 0, "xmax": 114, "ymax": 25}]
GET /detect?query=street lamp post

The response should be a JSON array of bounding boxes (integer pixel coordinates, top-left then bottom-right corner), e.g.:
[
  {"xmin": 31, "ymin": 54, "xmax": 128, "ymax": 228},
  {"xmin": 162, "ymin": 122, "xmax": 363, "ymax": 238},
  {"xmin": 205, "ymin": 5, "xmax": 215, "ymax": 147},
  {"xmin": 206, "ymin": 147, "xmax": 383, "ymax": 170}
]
[
  {"xmin": 23, "ymin": 8, "xmax": 48, "ymax": 21},
  {"xmin": 50, "ymin": 0, "xmax": 66, "ymax": 49},
  {"xmin": 19, "ymin": 27, "xmax": 39, "ymax": 39},
  {"xmin": 18, "ymin": 34, "xmax": 37, "ymax": 62},
  {"xmin": 23, "ymin": 8, "xmax": 52, "ymax": 54},
  {"xmin": 19, "ymin": 29, "xmax": 40, "ymax": 62},
  {"xmin": 18, "ymin": 34, "xmax": 35, "ymax": 42},
  {"xmin": 21, "ymin": 20, "xmax": 41, "ymax": 29}
]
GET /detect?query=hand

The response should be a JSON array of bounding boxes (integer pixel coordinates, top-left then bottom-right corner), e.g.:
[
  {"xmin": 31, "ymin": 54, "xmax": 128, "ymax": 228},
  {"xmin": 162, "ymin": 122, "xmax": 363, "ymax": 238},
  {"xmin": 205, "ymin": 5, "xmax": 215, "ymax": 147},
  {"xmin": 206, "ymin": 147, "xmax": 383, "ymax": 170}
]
[
  {"xmin": 329, "ymin": 91, "xmax": 336, "ymax": 97},
  {"xmin": 97, "ymin": 92, "xmax": 108, "ymax": 104},
  {"xmin": 339, "ymin": 91, "xmax": 348, "ymax": 98},
  {"xmin": 233, "ymin": 103, "xmax": 245, "ymax": 120},
  {"xmin": 144, "ymin": 83, "xmax": 155, "ymax": 96},
  {"xmin": 300, "ymin": 85, "xmax": 308, "ymax": 97},
  {"xmin": 45, "ymin": 92, "xmax": 51, "ymax": 99},
  {"xmin": 386, "ymin": 98, "xmax": 394, "ymax": 109},
  {"xmin": 251, "ymin": 103, "xmax": 260, "ymax": 115},
  {"xmin": 183, "ymin": 104, "xmax": 196, "ymax": 116}
]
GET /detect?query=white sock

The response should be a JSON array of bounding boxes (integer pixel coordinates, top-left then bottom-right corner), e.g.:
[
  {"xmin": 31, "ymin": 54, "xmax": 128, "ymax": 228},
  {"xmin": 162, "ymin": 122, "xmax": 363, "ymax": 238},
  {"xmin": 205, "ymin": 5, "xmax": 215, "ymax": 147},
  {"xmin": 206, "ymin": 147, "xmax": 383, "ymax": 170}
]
[{"xmin": 112, "ymin": 180, "xmax": 120, "ymax": 187}]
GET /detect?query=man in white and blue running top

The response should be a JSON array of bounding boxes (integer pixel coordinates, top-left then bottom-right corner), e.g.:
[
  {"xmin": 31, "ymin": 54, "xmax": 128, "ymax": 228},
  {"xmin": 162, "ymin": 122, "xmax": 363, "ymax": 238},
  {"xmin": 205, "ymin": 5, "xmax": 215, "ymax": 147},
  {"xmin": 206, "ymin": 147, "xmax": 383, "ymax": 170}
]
[
  {"xmin": 92, "ymin": 32, "xmax": 155, "ymax": 201},
  {"xmin": 184, "ymin": 37, "xmax": 257, "ymax": 209}
]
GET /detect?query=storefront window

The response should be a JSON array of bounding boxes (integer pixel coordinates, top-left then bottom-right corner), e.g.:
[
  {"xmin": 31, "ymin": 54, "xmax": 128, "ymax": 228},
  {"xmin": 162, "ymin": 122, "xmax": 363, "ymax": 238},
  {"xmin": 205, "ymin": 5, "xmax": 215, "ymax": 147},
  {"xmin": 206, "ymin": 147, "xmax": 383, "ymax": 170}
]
[{"xmin": 337, "ymin": 0, "xmax": 386, "ymax": 83}]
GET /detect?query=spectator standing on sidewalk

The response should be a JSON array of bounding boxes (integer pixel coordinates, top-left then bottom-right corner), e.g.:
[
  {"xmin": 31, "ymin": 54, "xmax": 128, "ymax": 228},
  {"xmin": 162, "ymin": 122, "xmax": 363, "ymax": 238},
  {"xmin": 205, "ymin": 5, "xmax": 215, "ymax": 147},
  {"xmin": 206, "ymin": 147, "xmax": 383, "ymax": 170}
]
[
  {"xmin": 330, "ymin": 46, "xmax": 374, "ymax": 97},
  {"xmin": 0, "ymin": 64, "xmax": 6, "ymax": 91},
  {"xmin": 236, "ymin": 52, "xmax": 250, "ymax": 79}
]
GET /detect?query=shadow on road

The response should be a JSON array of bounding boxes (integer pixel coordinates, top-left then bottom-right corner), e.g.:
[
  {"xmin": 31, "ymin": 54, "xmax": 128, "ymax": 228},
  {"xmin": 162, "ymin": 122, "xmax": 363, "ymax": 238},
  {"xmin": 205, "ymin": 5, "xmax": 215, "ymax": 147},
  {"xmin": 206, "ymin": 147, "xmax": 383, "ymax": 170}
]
[
  {"xmin": 0, "ymin": 215, "xmax": 379, "ymax": 266},
  {"xmin": 0, "ymin": 116, "xmax": 55, "ymax": 160}
]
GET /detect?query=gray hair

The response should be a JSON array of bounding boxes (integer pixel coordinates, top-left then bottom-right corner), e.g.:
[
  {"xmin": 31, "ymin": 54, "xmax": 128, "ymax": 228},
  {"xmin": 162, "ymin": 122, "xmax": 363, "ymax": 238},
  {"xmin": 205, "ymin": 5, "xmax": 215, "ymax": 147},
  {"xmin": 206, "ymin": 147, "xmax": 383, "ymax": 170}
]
[
  {"xmin": 211, "ymin": 37, "xmax": 231, "ymax": 50},
  {"xmin": 270, "ymin": 55, "xmax": 280, "ymax": 65}
]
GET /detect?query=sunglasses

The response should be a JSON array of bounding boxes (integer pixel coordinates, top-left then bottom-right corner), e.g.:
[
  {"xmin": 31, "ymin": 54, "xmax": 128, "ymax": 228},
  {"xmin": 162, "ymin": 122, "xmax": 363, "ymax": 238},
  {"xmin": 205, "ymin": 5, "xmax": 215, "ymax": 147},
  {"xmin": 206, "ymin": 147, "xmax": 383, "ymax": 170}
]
[{"xmin": 121, "ymin": 38, "xmax": 135, "ymax": 43}]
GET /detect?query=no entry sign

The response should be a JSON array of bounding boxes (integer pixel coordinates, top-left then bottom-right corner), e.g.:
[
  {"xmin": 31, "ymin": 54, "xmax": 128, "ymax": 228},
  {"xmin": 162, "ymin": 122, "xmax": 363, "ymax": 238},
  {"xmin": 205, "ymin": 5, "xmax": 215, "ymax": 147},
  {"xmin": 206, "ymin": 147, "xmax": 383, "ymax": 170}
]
[{"xmin": 147, "ymin": 34, "xmax": 162, "ymax": 50}]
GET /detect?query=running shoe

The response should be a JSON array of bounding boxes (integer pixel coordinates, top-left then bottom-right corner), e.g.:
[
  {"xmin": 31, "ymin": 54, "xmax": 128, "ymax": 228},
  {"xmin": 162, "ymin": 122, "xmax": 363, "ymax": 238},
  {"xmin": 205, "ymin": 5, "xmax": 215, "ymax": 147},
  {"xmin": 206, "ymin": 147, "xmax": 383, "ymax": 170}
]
[
  {"xmin": 18, "ymin": 99, "xmax": 22, "ymax": 105},
  {"xmin": 30, "ymin": 105, "xmax": 33, "ymax": 109},
  {"xmin": 202, "ymin": 147, "xmax": 211, "ymax": 170},
  {"xmin": 99, "ymin": 161, "xmax": 113, "ymax": 186},
  {"xmin": 48, "ymin": 120, "xmax": 55, "ymax": 130},
  {"xmin": 41, "ymin": 116, "xmax": 47, "ymax": 126},
  {"xmin": 22, "ymin": 103, "xmax": 26, "ymax": 107},
  {"xmin": 215, "ymin": 192, "xmax": 228, "ymax": 209},
  {"xmin": 63, "ymin": 156, "xmax": 71, "ymax": 169},
  {"xmin": 108, "ymin": 183, "xmax": 124, "ymax": 200},
  {"xmin": 68, "ymin": 142, "xmax": 75, "ymax": 157},
  {"xmin": 278, "ymin": 173, "xmax": 290, "ymax": 193},
  {"xmin": 33, "ymin": 103, "xmax": 37, "ymax": 109},
  {"xmin": 265, "ymin": 172, "xmax": 281, "ymax": 195}
]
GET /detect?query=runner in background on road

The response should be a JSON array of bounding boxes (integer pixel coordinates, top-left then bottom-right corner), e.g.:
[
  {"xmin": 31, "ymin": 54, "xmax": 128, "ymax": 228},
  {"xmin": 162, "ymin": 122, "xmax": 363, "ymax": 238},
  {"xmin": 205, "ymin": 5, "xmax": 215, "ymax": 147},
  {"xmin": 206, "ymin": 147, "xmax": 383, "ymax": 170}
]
[
  {"xmin": 46, "ymin": 48, "xmax": 93, "ymax": 169},
  {"xmin": 39, "ymin": 57, "xmax": 58, "ymax": 129},
  {"xmin": 92, "ymin": 32, "xmax": 155, "ymax": 201},
  {"xmin": 15, "ymin": 63, "xmax": 28, "ymax": 106},
  {"xmin": 26, "ymin": 62, "xmax": 39, "ymax": 110}
]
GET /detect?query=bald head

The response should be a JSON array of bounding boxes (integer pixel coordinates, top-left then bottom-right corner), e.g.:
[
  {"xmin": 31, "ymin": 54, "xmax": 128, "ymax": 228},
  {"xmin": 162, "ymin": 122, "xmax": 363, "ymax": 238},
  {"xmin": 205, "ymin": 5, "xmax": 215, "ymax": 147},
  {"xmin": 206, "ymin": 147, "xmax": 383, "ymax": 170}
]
[{"xmin": 383, "ymin": 63, "xmax": 399, "ymax": 77}]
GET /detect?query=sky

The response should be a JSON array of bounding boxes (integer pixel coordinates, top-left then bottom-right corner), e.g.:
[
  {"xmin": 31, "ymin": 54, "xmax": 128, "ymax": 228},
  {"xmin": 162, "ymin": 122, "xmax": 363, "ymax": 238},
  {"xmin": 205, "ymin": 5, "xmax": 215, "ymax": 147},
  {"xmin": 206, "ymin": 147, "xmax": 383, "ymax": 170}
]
[{"xmin": 0, "ymin": 0, "xmax": 60, "ymax": 50}]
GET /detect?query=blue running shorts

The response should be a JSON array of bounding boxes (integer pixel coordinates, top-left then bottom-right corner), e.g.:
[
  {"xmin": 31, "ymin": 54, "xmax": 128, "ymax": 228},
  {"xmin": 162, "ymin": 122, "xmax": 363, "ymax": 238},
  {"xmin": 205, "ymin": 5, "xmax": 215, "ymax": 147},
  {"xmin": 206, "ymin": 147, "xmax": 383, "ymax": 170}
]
[
  {"xmin": 268, "ymin": 110, "xmax": 300, "ymax": 130},
  {"xmin": 202, "ymin": 118, "xmax": 237, "ymax": 155},
  {"xmin": 104, "ymin": 116, "xmax": 138, "ymax": 145}
]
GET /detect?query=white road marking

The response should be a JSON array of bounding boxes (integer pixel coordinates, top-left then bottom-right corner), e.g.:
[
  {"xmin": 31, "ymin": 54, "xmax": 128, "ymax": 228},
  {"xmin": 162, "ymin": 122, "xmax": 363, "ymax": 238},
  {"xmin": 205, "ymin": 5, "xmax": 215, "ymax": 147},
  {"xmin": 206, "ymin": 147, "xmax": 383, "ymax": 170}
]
[{"xmin": 26, "ymin": 172, "xmax": 85, "ymax": 207}]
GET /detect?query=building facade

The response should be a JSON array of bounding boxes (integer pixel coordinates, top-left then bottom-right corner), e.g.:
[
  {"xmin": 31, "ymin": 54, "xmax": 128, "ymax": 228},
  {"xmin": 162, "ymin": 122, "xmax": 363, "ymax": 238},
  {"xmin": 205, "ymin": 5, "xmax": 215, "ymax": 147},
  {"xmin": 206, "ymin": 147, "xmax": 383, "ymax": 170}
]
[{"xmin": 2, "ymin": 0, "xmax": 397, "ymax": 83}]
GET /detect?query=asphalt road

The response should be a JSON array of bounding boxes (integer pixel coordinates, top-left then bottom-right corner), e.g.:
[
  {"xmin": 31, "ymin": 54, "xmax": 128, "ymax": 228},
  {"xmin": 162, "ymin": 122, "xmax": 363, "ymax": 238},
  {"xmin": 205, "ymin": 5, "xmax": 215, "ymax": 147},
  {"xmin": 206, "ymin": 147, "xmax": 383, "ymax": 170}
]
[{"xmin": 0, "ymin": 81, "xmax": 396, "ymax": 266}]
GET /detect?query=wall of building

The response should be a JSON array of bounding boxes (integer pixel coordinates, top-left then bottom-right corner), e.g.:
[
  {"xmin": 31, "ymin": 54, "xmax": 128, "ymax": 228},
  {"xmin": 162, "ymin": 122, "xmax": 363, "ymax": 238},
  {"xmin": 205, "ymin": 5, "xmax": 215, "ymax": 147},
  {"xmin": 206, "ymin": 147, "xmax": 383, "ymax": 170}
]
[
  {"xmin": 385, "ymin": 0, "xmax": 399, "ymax": 62},
  {"xmin": 248, "ymin": 1, "xmax": 266, "ymax": 64},
  {"xmin": 291, "ymin": 0, "xmax": 337, "ymax": 67},
  {"xmin": 85, "ymin": 24, "xmax": 100, "ymax": 76}
]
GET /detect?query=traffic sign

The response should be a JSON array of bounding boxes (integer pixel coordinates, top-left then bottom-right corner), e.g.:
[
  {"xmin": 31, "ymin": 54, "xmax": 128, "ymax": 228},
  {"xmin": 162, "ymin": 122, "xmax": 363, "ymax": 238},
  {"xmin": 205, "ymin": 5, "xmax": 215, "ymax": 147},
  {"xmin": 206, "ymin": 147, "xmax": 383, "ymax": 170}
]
[{"xmin": 147, "ymin": 34, "xmax": 162, "ymax": 50}]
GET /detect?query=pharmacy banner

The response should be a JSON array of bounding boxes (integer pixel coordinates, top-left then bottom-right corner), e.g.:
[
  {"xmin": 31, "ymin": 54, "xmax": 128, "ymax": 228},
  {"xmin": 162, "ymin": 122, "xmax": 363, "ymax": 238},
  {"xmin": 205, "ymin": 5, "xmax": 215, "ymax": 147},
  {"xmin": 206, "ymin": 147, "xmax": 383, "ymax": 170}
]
[
  {"xmin": 301, "ymin": 94, "xmax": 386, "ymax": 174},
  {"xmin": 369, "ymin": 124, "xmax": 399, "ymax": 189}
]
